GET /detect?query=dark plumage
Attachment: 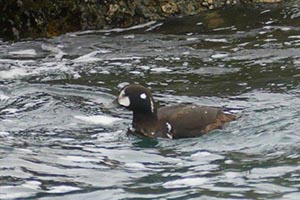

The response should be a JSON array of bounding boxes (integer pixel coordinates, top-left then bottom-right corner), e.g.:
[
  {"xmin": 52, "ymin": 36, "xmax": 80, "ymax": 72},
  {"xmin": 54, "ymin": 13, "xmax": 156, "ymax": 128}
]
[{"xmin": 116, "ymin": 84, "xmax": 238, "ymax": 139}]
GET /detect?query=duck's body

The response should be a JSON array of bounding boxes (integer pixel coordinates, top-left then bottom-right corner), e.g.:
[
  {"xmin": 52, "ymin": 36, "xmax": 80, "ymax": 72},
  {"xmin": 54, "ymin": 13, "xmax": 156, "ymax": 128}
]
[{"xmin": 117, "ymin": 84, "xmax": 238, "ymax": 139}]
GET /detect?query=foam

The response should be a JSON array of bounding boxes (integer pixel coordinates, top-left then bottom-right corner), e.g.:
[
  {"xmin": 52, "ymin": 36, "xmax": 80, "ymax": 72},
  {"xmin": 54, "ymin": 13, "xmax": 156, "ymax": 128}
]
[
  {"xmin": 73, "ymin": 50, "xmax": 108, "ymax": 63},
  {"xmin": 74, "ymin": 115, "xmax": 122, "ymax": 126},
  {"xmin": 0, "ymin": 93, "xmax": 9, "ymax": 101},
  {"xmin": 1, "ymin": 108, "xmax": 19, "ymax": 113},
  {"xmin": 0, "ymin": 132, "xmax": 9, "ymax": 137},
  {"xmin": 150, "ymin": 67, "xmax": 172, "ymax": 73},
  {"xmin": 46, "ymin": 186, "xmax": 80, "ymax": 193},
  {"xmin": 124, "ymin": 162, "xmax": 147, "ymax": 169},
  {"xmin": 0, "ymin": 180, "xmax": 41, "ymax": 199},
  {"xmin": 186, "ymin": 37, "xmax": 199, "ymax": 41},
  {"xmin": 211, "ymin": 53, "xmax": 229, "ymax": 59},
  {"xmin": 41, "ymin": 44, "xmax": 66, "ymax": 59},
  {"xmin": 0, "ymin": 59, "xmax": 35, "ymax": 64},
  {"xmin": 0, "ymin": 68, "xmax": 29, "ymax": 79},
  {"xmin": 288, "ymin": 35, "xmax": 300, "ymax": 39},
  {"xmin": 205, "ymin": 38, "xmax": 228, "ymax": 43},
  {"xmin": 163, "ymin": 177, "xmax": 208, "ymax": 188},
  {"xmin": 8, "ymin": 49, "xmax": 37, "ymax": 56},
  {"xmin": 191, "ymin": 151, "xmax": 224, "ymax": 161}
]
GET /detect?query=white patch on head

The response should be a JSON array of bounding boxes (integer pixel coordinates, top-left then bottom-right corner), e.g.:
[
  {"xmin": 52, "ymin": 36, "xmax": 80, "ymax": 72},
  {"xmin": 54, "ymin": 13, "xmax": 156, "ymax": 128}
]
[
  {"xmin": 204, "ymin": 111, "xmax": 208, "ymax": 114},
  {"xmin": 140, "ymin": 93, "xmax": 147, "ymax": 99},
  {"xmin": 118, "ymin": 89, "xmax": 130, "ymax": 107}
]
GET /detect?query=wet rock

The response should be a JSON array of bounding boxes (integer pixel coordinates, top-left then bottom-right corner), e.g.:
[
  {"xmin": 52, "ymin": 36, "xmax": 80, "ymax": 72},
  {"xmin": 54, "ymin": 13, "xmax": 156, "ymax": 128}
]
[
  {"xmin": 0, "ymin": 0, "xmax": 282, "ymax": 40},
  {"xmin": 161, "ymin": 1, "xmax": 179, "ymax": 15}
]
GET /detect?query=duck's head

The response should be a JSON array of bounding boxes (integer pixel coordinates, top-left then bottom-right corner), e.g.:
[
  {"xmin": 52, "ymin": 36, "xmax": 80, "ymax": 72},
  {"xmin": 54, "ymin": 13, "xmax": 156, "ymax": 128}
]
[{"xmin": 117, "ymin": 84, "xmax": 156, "ymax": 114}]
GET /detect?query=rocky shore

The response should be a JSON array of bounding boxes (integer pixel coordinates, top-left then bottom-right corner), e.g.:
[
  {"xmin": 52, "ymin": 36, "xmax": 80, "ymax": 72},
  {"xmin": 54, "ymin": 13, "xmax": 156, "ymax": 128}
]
[{"xmin": 0, "ymin": 0, "xmax": 281, "ymax": 40}]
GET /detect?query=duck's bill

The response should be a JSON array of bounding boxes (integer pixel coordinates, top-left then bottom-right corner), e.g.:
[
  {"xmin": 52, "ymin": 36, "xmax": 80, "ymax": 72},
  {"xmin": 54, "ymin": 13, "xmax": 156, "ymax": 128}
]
[{"xmin": 103, "ymin": 98, "xmax": 119, "ymax": 109}]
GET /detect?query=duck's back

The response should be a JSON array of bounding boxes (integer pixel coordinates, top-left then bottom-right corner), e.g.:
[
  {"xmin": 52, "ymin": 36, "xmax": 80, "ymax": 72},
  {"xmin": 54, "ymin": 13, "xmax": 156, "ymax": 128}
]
[{"xmin": 157, "ymin": 104, "xmax": 236, "ymax": 138}]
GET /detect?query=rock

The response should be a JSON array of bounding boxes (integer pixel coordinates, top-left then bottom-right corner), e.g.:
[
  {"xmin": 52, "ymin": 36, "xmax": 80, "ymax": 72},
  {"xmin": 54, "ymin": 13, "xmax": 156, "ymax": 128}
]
[
  {"xmin": 0, "ymin": 0, "xmax": 282, "ymax": 40},
  {"xmin": 161, "ymin": 1, "xmax": 179, "ymax": 15}
]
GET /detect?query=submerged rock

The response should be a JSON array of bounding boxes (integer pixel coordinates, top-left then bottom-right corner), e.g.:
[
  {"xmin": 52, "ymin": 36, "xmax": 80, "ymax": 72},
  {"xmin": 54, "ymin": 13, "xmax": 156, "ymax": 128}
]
[{"xmin": 0, "ymin": 0, "xmax": 282, "ymax": 40}]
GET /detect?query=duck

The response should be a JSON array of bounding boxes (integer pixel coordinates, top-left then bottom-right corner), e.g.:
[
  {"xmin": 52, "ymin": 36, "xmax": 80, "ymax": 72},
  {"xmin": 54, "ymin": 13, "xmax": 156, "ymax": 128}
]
[{"xmin": 116, "ymin": 84, "xmax": 238, "ymax": 139}]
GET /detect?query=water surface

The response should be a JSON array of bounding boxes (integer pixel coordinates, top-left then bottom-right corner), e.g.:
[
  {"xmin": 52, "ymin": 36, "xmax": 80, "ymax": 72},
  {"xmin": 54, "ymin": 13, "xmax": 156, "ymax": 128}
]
[{"xmin": 1, "ymin": 4, "xmax": 300, "ymax": 200}]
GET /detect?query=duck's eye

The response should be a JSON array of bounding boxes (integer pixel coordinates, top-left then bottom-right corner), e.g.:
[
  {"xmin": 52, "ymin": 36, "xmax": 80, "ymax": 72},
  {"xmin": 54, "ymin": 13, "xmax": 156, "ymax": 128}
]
[{"xmin": 140, "ymin": 93, "xmax": 147, "ymax": 99}]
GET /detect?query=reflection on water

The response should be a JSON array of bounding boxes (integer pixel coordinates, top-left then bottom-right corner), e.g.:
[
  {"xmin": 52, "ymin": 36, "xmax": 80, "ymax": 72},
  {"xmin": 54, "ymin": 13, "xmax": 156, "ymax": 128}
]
[{"xmin": 1, "ymin": 4, "xmax": 300, "ymax": 200}]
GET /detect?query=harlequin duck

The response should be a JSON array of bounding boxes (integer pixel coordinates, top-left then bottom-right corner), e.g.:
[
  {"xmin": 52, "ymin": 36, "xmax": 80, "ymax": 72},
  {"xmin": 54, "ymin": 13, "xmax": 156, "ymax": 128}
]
[{"xmin": 116, "ymin": 84, "xmax": 238, "ymax": 139}]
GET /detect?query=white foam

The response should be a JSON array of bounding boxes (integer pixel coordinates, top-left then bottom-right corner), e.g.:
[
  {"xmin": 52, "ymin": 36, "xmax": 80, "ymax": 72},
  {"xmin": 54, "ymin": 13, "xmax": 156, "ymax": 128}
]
[
  {"xmin": 280, "ymin": 27, "xmax": 292, "ymax": 31},
  {"xmin": 1, "ymin": 108, "xmax": 19, "ymax": 113},
  {"xmin": 0, "ymin": 132, "xmax": 9, "ymax": 137},
  {"xmin": 238, "ymin": 42, "xmax": 249, "ymax": 47},
  {"xmin": 191, "ymin": 151, "xmax": 212, "ymax": 157},
  {"xmin": 263, "ymin": 25, "xmax": 272, "ymax": 30},
  {"xmin": 288, "ymin": 35, "xmax": 300, "ymax": 39},
  {"xmin": 124, "ymin": 162, "xmax": 147, "ymax": 169},
  {"xmin": 138, "ymin": 65, "xmax": 150, "ymax": 70},
  {"xmin": 211, "ymin": 53, "xmax": 228, "ymax": 59},
  {"xmin": 41, "ymin": 44, "xmax": 66, "ymax": 59},
  {"xmin": 8, "ymin": 49, "xmax": 37, "ymax": 56},
  {"xmin": 0, "ymin": 68, "xmax": 29, "ymax": 79},
  {"xmin": 22, "ymin": 180, "xmax": 41, "ymax": 190},
  {"xmin": 74, "ymin": 115, "xmax": 122, "ymax": 126},
  {"xmin": 182, "ymin": 62, "xmax": 189, "ymax": 67},
  {"xmin": 47, "ymin": 186, "xmax": 80, "ymax": 193},
  {"xmin": 123, "ymin": 34, "xmax": 135, "ymax": 39},
  {"xmin": 150, "ymin": 67, "xmax": 172, "ymax": 73},
  {"xmin": 205, "ymin": 38, "xmax": 228, "ymax": 43},
  {"xmin": 108, "ymin": 56, "xmax": 143, "ymax": 61},
  {"xmin": 186, "ymin": 37, "xmax": 198, "ymax": 41},
  {"xmin": 130, "ymin": 70, "xmax": 141, "ymax": 75},
  {"xmin": 0, "ymin": 59, "xmax": 34, "ymax": 64},
  {"xmin": 0, "ymin": 187, "xmax": 36, "ymax": 199},
  {"xmin": 163, "ymin": 177, "xmax": 208, "ymax": 188},
  {"xmin": 0, "ymin": 94, "xmax": 9, "ymax": 101},
  {"xmin": 0, "ymin": 180, "xmax": 41, "ymax": 199},
  {"xmin": 100, "ymin": 70, "xmax": 110, "ymax": 74},
  {"xmin": 73, "ymin": 50, "xmax": 109, "ymax": 63},
  {"xmin": 224, "ymin": 171, "xmax": 241, "ymax": 179},
  {"xmin": 264, "ymin": 39, "xmax": 277, "ymax": 42},
  {"xmin": 191, "ymin": 151, "xmax": 224, "ymax": 161},
  {"xmin": 225, "ymin": 159, "xmax": 234, "ymax": 164}
]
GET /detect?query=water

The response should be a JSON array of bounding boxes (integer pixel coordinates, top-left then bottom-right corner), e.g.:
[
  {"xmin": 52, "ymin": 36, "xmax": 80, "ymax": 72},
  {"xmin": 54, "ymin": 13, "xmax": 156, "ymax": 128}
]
[{"xmin": 1, "ymin": 4, "xmax": 300, "ymax": 199}]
